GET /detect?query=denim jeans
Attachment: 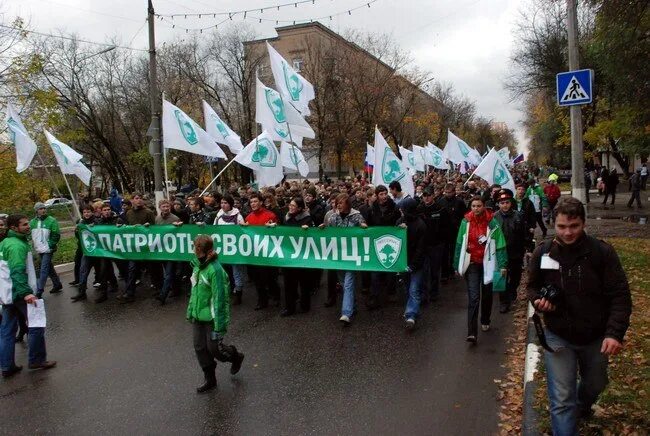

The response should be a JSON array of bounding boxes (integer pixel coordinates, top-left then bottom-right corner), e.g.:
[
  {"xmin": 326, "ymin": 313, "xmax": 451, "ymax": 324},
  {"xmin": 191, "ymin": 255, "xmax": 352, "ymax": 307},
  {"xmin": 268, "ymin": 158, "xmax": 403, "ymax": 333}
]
[
  {"xmin": 370, "ymin": 272, "xmax": 395, "ymax": 299},
  {"xmin": 424, "ymin": 244, "xmax": 443, "ymax": 300},
  {"xmin": 231, "ymin": 265, "xmax": 245, "ymax": 289},
  {"xmin": 0, "ymin": 302, "xmax": 47, "ymax": 370},
  {"xmin": 126, "ymin": 260, "xmax": 145, "ymax": 297},
  {"xmin": 37, "ymin": 252, "xmax": 62, "ymax": 295},
  {"xmin": 159, "ymin": 261, "xmax": 177, "ymax": 299},
  {"xmin": 404, "ymin": 268, "xmax": 424, "ymax": 319},
  {"xmin": 77, "ymin": 255, "xmax": 94, "ymax": 291},
  {"xmin": 544, "ymin": 329, "xmax": 609, "ymax": 436},
  {"xmin": 465, "ymin": 263, "xmax": 493, "ymax": 336},
  {"xmin": 337, "ymin": 271, "xmax": 356, "ymax": 317}
]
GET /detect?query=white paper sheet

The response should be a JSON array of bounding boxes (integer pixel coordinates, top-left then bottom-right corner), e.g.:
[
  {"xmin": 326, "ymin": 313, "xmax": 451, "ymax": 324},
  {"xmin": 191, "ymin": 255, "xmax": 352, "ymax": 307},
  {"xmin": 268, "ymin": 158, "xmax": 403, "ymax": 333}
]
[{"xmin": 27, "ymin": 299, "xmax": 46, "ymax": 328}]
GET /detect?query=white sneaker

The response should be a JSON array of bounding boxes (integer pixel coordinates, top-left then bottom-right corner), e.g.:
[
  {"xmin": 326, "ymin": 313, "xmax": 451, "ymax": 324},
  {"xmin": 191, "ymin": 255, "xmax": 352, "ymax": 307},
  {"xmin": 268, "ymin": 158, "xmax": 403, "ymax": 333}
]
[
  {"xmin": 481, "ymin": 324, "xmax": 490, "ymax": 332},
  {"xmin": 339, "ymin": 315, "xmax": 350, "ymax": 325},
  {"xmin": 405, "ymin": 318, "xmax": 416, "ymax": 330}
]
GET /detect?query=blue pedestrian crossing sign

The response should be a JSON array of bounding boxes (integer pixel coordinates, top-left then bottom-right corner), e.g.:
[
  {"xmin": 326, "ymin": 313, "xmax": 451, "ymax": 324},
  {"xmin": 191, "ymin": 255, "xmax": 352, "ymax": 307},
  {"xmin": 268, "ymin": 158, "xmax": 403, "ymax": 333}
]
[{"xmin": 556, "ymin": 69, "xmax": 593, "ymax": 106}]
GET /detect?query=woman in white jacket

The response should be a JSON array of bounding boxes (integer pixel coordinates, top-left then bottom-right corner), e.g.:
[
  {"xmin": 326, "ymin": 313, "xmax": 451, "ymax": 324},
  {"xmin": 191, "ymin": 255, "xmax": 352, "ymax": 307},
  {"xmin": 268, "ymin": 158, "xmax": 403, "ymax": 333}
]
[{"xmin": 213, "ymin": 195, "xmax": 245, "ymax": 305}]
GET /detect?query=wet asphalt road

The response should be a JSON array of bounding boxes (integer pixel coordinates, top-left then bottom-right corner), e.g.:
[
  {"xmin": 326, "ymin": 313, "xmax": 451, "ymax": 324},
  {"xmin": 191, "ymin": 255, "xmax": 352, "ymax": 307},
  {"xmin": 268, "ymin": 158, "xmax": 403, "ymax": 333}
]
[{"xmin": 0, "ymin": 269, "xmax": 509, "ymax": 435}]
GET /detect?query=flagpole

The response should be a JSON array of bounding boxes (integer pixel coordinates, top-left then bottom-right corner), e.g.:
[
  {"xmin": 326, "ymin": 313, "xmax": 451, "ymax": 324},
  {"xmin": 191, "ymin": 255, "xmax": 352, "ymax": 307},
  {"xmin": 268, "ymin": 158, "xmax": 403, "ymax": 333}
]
[
  {"xmin": 162, "ymin": 144, "xmax": 170, "ymax": 198},
  {"xmin": 279, "ymin": 93, "xmax": 300, "ymax": 178},
  {"xmin": 200, "ymin": 158, "xmax": 237, "ymax": 196},
  {"xmin": 59, "ymin": 168, "xmax": 81, "ymax": 220},
  {"xmin": 35, "ymin": 150, "xmax": 75, "ymax": 222}
]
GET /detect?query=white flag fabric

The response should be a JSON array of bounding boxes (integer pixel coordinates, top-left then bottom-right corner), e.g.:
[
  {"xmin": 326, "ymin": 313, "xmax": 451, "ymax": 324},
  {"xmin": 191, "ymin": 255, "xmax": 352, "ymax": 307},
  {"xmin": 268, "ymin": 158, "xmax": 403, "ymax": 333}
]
[
  {"xmin": 162, "ymin": 99, "xmax": 227, "ymax": 159},
  {"xmin": 202, "ymin": 100, "xmax": 243, "ymax": 154},
  {"xmin": 366, "ymin": 143, "xmax": 375, "ymax": 165},
  {"xmin": 43, "ymin": 129, "xmax": 91, "ymax": 186},
  {"xmin": 280, "ymin": 141, "xmax": 310, "ymax": 177},
  {"xmin": 234, "ymin": 131, "xmax": 284, "ymax": 188},
  {"xmin": 411, "ymin": 145, "xmax": 427, "ymax": 172},
  {"xmin": 372, "ymin": 128, "xmax": 414, "ymax": 197},
  {"xmin": 398, "ymin": 146, "xmax": 418, "ymax": 175},
  {"xmin": 255, "ymin": 77, "xmax": 315, "ymax": 145},
  {"xmin": 468, "ymin": 147, "xmax": 483, "ymax": 166},
  {"xmin": 471, "ymin": 148, "xmax": 516, "ymax": 192},
  {"xmin": 5, "ymin": 104, "xmax": 37, "ymax": 172},
  {"xmin": 497, "ymin": 148, "xmax": 512, "ymax": 167},
  {"xmin": 443, "ymin": 130, "xmax": 473, "ymax": 165},
  {"xmin": 266, "ymin": 42, "xmax": 315, "ymax": 116},
  {"xmin": 426, "ymin": 142, "xmax": 448, "ymax": 170}
]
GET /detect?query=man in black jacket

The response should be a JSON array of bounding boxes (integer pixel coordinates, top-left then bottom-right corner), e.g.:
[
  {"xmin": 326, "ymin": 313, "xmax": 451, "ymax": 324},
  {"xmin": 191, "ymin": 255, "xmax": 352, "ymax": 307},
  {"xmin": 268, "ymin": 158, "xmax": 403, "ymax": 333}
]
[
  {"xmin": 398, "ymin": 198, "xmax": 427, "ymax": 330},
  {"xmin": 366, "ymin": 185, "xmax": 401, "ymax": 309},
  {"xmin": 514, "ymin": 183, "xmax": 536, "ymax": 251},
  {"xmin": 526, "ymin": 197, "xmax": 631, "ymax": 435},
  {"xmin": 416, "ymin": 187, "xmax": 450, "ymax": 302},
  {"xmin": 494, "ymin": 189, "xmax": 530, "ymax": 313},
  {"xmin": 437, "ymin": 183, "xmax": 467, "ymax": 280}
]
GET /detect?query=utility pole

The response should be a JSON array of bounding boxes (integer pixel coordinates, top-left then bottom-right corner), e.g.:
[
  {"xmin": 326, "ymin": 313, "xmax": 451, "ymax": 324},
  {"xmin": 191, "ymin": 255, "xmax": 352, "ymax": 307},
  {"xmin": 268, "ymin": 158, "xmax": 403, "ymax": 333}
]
[
  {"xmin": 567, "ymin": 0, "xmax": 586, "ymax": 204},
  {"xmin": 148, "ymin": 0, "xmax": 164, "ymax": 206}
]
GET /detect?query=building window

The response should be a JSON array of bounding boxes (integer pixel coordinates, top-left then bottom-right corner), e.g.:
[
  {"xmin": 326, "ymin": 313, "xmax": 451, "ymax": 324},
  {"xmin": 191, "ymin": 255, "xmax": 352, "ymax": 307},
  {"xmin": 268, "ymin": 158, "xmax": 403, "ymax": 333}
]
[{"xmin": 292, "ymin": 58, "xmax": 303, "ymax": 72}]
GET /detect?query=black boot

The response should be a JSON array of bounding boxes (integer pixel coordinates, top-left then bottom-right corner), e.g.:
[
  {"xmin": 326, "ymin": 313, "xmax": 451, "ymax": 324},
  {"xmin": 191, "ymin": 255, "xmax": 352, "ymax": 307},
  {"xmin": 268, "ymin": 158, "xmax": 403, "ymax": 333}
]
[
  {"xmin": 230, "ymin": 352, "xmax": 245, "ymax": 375},
  {"xmin": 71, "ymin": 289, "xmax": 87, "ymax": 302},
  {"xmin": 94, "ymin": 291, "xmax": 108, "ymax": 304},
  {"xmin": 232, "ymin": 288, "xmax": 242, "ymax": 306},
  {"xmin": 196, "ymin": 365, "xmax": 217, "ymax": 393}
]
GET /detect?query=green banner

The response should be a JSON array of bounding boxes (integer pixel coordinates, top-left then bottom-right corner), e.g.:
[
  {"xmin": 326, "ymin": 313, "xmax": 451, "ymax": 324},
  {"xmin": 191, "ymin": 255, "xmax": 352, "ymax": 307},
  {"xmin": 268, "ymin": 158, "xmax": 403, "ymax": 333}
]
[{"xmin": 78, "ymin": 224, "xmax": 407, "ymax": 272}]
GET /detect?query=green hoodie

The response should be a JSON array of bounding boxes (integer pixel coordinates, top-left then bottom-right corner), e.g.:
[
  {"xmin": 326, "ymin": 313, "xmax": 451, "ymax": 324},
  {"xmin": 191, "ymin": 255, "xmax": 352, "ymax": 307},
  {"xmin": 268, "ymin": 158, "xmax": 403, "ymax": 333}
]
[
  {"xmin": 0, "ymin": 230, "xmax": 38, "ymax": 304},
  {"xmin": 525, "ymin": 184, "xmax": 548, "ymax": 213},
  {"xmin": 29, "ymin": 215, "xmax": 61, "ymax": 254},
  {"xmin": 186, "ymin": 257, "xmax": 231, "ymax": 334}
]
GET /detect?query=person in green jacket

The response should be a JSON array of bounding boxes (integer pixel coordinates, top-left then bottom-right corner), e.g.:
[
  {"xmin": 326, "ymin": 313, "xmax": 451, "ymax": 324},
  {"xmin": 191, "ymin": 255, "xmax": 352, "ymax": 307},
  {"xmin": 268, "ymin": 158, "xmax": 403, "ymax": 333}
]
[
  {"xmin": 29, "ymin": 203, "xmax": 63, "ymax": 297},
  {"xmin": 0, "ymin": 214, "xmax": 57, "ymax": 378},
  {"xmin": 187, "ymin": 234, "xmax": 244, "ymax": 393},
  {"xmin": 525, "ymin": 180, "xmax": 549, "ymax": 238},
  {"xmin": 453, "ymin": 196, "xmax": 508, "ymax": 344}
]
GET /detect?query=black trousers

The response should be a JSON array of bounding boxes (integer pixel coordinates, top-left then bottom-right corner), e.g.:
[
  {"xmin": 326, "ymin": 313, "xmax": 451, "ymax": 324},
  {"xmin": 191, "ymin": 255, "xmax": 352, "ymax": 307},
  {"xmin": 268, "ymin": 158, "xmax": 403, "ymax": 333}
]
[
  {"xmin": 602, "ymin": 189, "xmax": 615, "ymax": 205},
  {"xmin": 73, "ymin": 245, "xmax": 83, "ymax": 282},
  {"xmin": 283, "ymin": 268, "xmax": 312, "ymax": 312},
  {"xmin": 192, "ymin": 322, "xmax": 238, "ymax": 371},
  {"xmin": 627, "ymin": 191, "xmax": 641, "ymax": 208},
  {"xmin": 442, "ymin": 238, "xmax": 456, "ymax": 279},
  {"xmin": 248, "ymin": 266, "xmax": 280, "ymax": 305}
]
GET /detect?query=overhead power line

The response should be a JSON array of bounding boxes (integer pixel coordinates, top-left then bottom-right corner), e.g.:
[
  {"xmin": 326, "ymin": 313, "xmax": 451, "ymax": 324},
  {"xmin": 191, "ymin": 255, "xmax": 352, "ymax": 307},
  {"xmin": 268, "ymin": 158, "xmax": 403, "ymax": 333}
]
[{"xmin": 155, "ymin": 0, "xmax": 319, "ymax": 19}]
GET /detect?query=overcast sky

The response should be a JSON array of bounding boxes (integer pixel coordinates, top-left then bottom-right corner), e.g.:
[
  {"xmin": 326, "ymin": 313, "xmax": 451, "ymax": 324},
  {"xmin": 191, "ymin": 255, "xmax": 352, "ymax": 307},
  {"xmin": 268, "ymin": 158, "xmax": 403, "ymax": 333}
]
[{"xmin": 5, "ymin": 0, "xmax": 527, "ymax": 152}]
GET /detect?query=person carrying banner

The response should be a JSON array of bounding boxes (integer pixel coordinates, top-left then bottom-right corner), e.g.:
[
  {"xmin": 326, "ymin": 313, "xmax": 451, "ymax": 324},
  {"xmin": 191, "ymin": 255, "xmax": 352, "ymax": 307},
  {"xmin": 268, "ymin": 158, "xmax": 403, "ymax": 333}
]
[
  {"xmin": 0, "ymin": 214, "xmax": 57, "ymax": 378},
  {"xmin": 244, "ymin": 193, "xmax": 280, "ymax": 310},
  {"xmin": 187, "ymin": 234, "xmax": 244, "ymax": 393},
  {"xmin": 30, "ymin": 203, "xmax": 63, "ymax": 298},
  {"xmin": 154, "ymin": 199, "xmax": 182, "ymax": 305},
  {"xmin": 323, "ymin": 193, "xmax": 367, "ymax": 326},
  {"xmin": 214, "ymin": 195, "xmax": 246, "ymax": 306},
  {"xmin": 454, "ymin": 196, "xmax": 507, "ymax": 343},
  {"xmin": 94, "ymin": 204, "xmax": 125, "ymax": 303},
  {"xmin": 70, "ymin": 206, "xmax": 100, "ymax": 302}
]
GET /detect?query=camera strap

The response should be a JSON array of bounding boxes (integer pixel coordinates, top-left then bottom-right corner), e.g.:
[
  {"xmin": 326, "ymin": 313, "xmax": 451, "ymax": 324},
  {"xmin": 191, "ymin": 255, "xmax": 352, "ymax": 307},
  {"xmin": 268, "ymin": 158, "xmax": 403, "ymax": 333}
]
[{"xmin": 532, "ymin": 313, "xmax": 555, "ymax": 353}]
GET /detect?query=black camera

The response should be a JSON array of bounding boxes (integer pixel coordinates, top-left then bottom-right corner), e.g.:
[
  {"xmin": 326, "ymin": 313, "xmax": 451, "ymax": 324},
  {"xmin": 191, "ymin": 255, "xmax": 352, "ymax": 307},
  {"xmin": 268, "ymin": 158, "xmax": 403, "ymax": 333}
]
[{"xmin": 537, "ymin": 284, "xmax": 562, "ymax": 304}]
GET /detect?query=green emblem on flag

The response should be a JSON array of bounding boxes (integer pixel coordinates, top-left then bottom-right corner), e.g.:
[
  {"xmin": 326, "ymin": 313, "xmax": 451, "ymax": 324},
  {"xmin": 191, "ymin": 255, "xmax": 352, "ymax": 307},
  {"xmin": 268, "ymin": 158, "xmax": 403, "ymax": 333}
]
[
  {"xmin": 81, "ymin": 230, "xmax": 98, "ymax": 253},
  {"xmin": 381, "ymin": 150, "xmax": 405, "ymax": 183},
  {"xmin": 289, "ymin": 146, "xmax": 301, "ymax": 166},
  {"xmin": 265, "ymin": 88, "xmax": 289, "ymax": 138},
  {"xmin": 282, "ymin": 62, "xmax": 303, "ymax": 102},
  {"xmin": 6, "ymin": 117, "xmax": 18, "ymax": 143},
  {"xmin": 252, "ymin": 138, "xmax": 278, "ymax": 167},
  {"xmin": 433, "ymin": 151, "xmax": 442, "ymax": 166},
  {"xmin": 493, "ymin": 161, "xmax": 510, "ymax": 185},
  {"xmin": 407, "ymin": 153, "xmax": 415, "ymax": 166},
  {"xmin": 374, "ymin": 235, "xmax": 402, "ymax": 269},
  {"xmin": 174, "ymin": 110, "xmax": 198, "ymax": 145},
  {"xmin": 458, "ymin": 139, "xmax": 470, "ymax": 157},
  {"xmin": 211, "ymin": 114, "xmax": 229, "ymax": 138},
  {"xmin": 50, "ymin": 142, "xmax": 69, "ymax": 165}
]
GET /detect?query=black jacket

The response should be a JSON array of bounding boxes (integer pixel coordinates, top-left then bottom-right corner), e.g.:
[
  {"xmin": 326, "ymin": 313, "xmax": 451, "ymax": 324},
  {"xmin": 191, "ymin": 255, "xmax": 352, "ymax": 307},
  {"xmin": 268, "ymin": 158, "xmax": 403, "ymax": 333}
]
[
  {"xmin": 436, "ymin": 195, "xmax": 467, "ymax": 232},
  {"xmin": 306, "ymin": 199, "xmax": 326, "ymax": 226},
  {"xmin": 284, "ymin": 210, "xmax": 314, "ymax": 227},
  {"xmin": 189, "ymin": 210, "xmax": 210, "ymax": 225},
  {"xmin": 416, "ymin": 201, "xmax": 450, "ymax": 247},
  {"xmin": 397, "ymin": 215, "xmax": 428, "ymax": 272},
  {"xmin": 494, "ymin": 209, "xmax": 529, "ymax": 260},
  {"xmin": 526, "ymin": 234, "xmax": 632, "ymax": 345},
  {"xmin": 516, "ymin": 197, "xmax": 536, "ymax": 232},
  {"xmin": 367, "ymin": 198, "xmax": 401, "ymax": 227}
]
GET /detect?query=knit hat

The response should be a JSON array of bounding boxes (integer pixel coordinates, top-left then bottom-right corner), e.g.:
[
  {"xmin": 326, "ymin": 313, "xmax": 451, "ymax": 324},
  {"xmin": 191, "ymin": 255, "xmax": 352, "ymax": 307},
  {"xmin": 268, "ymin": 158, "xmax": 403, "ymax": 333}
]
[{"xmin": 34, "ymin": 202, "xmax": 46, "ymax": 211}]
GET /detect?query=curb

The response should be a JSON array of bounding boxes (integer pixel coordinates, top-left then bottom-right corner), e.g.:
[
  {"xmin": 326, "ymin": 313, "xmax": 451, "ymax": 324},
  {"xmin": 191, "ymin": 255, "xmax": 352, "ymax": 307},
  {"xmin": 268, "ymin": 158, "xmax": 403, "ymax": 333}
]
[
  {"xmin": 54, "ymin": 262, "xmax": 75, "ymax": 274},
  {"xmin": 522, "ymin": 302, "xmax": 542, "ymax": 435}
]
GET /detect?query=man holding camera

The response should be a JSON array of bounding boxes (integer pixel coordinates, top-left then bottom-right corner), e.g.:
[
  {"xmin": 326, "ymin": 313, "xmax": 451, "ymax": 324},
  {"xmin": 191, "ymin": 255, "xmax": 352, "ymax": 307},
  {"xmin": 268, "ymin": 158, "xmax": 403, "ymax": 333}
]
[{"xmin": 527, "ymin": 197, "xmax": 631, "ymax": 435}]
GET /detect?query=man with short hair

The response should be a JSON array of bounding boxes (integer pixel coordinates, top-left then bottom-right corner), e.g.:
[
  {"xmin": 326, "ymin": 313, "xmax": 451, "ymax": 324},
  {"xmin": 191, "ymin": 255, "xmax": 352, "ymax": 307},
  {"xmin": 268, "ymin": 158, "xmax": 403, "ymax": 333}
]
[
  {"xmin": 94, "ymin": 204, "xmax": 124, "ymax": 303},
  {"xmin": 30, "ymin": 203, "xmax": 63, "ymax": 298},
  {"xmin": 0, "ymin": 214, "xmax": 57, "ymax": 377},
  {"xmin": 626, "ymin": 169, "xmax": 643, "ymax": 209},
  {"xmin": 70, "ymin": 206, "xmax": 100, "ymax": 302},
  {"xmin": 437, "ymin": 183, "xmax": 467, "ymax": 280},
  {"xmin": 155, "ymin": 199, "xmax": 182, "ymax": 305},
  {"xmin": 119, "ymin": 193, "xmax": 155, "ymax": 303},
  {"xmin": 527, "ymin": 197, "xmax": 631, "ymax": 435},
  {"xmin": 388, "ymin": 181, "xmax": 409, "ymax": 206}
]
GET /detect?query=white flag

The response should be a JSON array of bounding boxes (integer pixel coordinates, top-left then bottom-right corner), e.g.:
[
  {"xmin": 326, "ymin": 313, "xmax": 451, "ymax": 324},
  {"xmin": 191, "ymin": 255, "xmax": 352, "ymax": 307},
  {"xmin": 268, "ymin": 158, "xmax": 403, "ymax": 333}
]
[
  {"xmin": 411, "ymin": 145, "xmax": 427, "ymax": 172},
  {"xmin": 468, "ymin": 147, "xmax": 483, "ymax": 166},
  {"xmin": 426, "ymin": 142, "xmax": 448, "ymax": 170},
  {"xmin": 162, "ymin": 99, "xmax": 227, "ymax": 159},
  {"xmin": 280, "ymin": 141, "xmax": 310, "ymax": 177},
  {"xmin": 267, "ymin": 42, "xmax": 315, "ymax": 116},
  {"xmin": 497, "ymin": 148, "xmax": 512, "ymax": 167},
  {"xmin": 202, "ymin": 100, "xmax": 243, "ymax": 154},
  {"xmin": 5, "ymin": 104, "xmax": 37, "ymax": 172},
  {"xmin": 372, "ymin": 128, "xmax": 414, "ymax": 197},
  {"xmin": 255, "ymin": 77, "xmax": 315, "ymax": 145},
  {"xmin": 398, "ymin": 146, "xmax": 418, "ymax": 175},
  {"xmin": 43, "ymin": 129, "xmax": 91, "ymax": 186},
  {"xmin": 234, "ymin": 131, "xmax": 284, "ymax": 188},
  {"xmin": 471, "ymin": 148, "xmax": 515, "ymax": 192},
  {"xmin": 366, "ymin": 143, "xmax": 375, "ymax": 165},
  {"xmin": 443, "ymin": 130, "xmax": 473, "ymax": 165}
]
